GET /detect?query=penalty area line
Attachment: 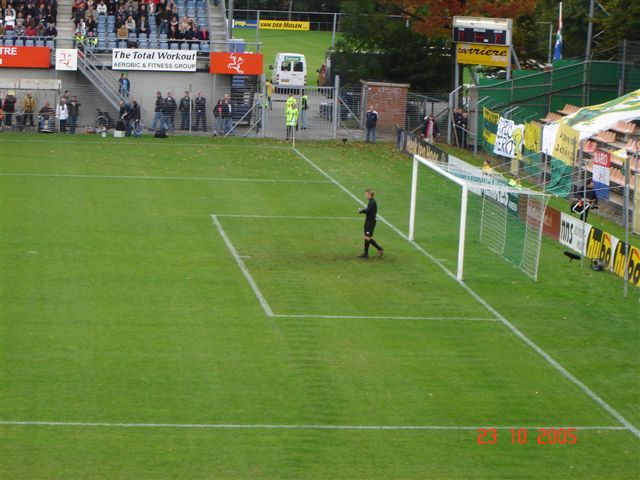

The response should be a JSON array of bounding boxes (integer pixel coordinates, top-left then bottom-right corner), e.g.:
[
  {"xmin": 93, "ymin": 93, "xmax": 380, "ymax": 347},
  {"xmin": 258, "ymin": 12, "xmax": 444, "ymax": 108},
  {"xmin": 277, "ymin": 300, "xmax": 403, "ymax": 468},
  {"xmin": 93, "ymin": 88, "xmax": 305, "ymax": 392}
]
[
  {"xmin": 0, "ymin": 172, "xmax": 331, "ymax": 185},
  {"xmin": 0, "ymin": 421, "xmax": 630, "ymax": 431},
  {"xmin": 212, "ymin": 214, "xmax": 360, "ymax": 221},
  {"xmin": 210, "ymin": 215, "xmax": 274, "ymax": 317},
  {"xmin": 291, "ymin": 147, "xmax": 640, "ymax": 439},
  {"xmin": 272, "ymin": 314, "xmax": 498, "ymax": 322}
]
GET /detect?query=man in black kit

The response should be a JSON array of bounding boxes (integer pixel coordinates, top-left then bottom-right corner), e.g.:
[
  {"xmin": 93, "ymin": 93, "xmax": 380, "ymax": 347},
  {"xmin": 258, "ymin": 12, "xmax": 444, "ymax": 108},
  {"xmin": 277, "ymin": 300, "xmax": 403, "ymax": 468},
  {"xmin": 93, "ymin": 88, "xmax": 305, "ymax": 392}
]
[{"xmin": 358, "ymin": 189, "xmax": 384, "ymax": 258}]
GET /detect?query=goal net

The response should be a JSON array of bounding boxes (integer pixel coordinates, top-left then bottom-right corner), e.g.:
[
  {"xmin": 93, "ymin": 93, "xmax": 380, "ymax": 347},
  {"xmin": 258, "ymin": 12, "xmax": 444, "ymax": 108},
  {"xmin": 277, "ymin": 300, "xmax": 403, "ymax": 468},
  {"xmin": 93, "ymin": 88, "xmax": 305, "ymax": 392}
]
[{"xmin": 408, "ymin": 154, "xmax": 550, "ymax": 281}]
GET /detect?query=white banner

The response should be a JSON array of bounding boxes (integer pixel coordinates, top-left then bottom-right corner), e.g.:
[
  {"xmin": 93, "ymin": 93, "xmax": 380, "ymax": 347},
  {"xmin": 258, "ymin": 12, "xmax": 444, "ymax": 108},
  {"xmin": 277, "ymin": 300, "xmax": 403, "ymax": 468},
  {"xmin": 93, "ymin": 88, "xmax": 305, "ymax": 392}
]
[
  {"xmin": 55, "ymin": 49, "xmax": 78, "ymax": 71},
  {"xmin": 559, "ymin": 212, "xmax": 590, "ymax": 254},
  {"xmin": 493, "ymin": 117, "xmax": 524, "ymax": 159},
  {"xmin": 112, "ymin": 49, "xmax": 197, "ymax": 72}
]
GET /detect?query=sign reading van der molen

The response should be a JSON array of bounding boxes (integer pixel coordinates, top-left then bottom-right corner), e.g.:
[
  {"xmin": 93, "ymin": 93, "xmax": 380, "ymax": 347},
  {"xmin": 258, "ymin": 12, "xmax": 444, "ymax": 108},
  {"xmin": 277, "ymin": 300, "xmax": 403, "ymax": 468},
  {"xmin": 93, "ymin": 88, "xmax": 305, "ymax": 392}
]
[{"xmin": 112, "ymin": 49, "xmax": 197, "ymax": 72}]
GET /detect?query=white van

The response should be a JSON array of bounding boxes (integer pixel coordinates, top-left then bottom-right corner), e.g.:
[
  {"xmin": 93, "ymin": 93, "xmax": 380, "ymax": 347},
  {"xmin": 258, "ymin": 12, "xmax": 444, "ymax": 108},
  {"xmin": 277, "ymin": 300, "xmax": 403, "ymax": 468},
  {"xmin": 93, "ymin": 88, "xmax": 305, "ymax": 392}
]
[{"xmin": 270, "ymin": 53, "xmax": 307, "ymax": 87}]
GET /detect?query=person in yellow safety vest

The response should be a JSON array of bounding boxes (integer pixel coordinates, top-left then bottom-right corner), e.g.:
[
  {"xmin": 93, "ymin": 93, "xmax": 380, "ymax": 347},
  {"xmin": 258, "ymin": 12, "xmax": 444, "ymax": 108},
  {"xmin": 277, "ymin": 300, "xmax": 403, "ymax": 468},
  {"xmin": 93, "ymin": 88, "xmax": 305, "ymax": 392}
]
[
  {"xmin": 74, "ymin": 33, "xmax": 85, "ymax": 46},
  {"xmin": 286, "ymin": 104, "xmax": 298, "ymax": 140},
  {"xmin": 286, "ymin": 92, "xmax": 297, "ymax": 109}
]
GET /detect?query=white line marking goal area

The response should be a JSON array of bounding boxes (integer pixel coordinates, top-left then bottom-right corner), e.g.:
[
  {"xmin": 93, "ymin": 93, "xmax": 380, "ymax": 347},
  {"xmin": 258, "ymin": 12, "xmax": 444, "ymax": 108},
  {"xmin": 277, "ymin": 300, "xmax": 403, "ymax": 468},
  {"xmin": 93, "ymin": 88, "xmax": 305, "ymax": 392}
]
[
  {"xmin": 210, "ymin": 214, "xmax": 496, "ymax": 322},
  {"xmin": 290, "ymin": 147, "xmax": 640, "ymax": 439}
]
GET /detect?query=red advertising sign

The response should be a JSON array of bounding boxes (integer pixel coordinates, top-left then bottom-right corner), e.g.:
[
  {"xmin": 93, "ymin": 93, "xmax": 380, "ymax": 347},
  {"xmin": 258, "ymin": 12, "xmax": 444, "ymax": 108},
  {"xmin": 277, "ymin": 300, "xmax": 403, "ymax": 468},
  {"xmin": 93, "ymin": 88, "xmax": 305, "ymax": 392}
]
[
  {"xmin": 542, "ymin": 205, "xmax": 561, "ymax": 241},
  {"xmin": 209, "ymin": 52, "xmax": 263, "ymax": 75},
  {"xmin": 0, "ymin": 46, "xmax": 51, "ymax": 68},
  {"xmin": 593, "ymin": 149, "xmax": 611, "ymax": 167}
]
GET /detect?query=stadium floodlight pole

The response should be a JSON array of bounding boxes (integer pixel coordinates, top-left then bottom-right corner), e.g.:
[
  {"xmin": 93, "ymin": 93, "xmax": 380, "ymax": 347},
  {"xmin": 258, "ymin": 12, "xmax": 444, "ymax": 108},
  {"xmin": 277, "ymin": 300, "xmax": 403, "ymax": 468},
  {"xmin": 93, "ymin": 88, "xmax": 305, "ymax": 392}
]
[
  {"xmin": 331, "ymin": 13, "xmax": 337, "ymax": 49},
  {"xmin": 623, "ymin": 140, "xmax": 636, "ymax": 297},
  {"xmin": 586, "ymin": 0, "xmax": 595, "ymax": 60},
  {"xmin": 228, "ymin": 0, "xmax": 234, "ymax": 39}
]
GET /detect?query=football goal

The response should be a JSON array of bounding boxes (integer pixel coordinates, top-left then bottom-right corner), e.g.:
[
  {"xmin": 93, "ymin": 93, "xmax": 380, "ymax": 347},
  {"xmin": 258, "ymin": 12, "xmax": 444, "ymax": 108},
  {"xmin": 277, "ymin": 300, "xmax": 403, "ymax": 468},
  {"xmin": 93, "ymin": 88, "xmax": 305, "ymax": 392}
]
[{"xmin": 408, "ymin": 154, "xmax": 550, "ymax": 281}]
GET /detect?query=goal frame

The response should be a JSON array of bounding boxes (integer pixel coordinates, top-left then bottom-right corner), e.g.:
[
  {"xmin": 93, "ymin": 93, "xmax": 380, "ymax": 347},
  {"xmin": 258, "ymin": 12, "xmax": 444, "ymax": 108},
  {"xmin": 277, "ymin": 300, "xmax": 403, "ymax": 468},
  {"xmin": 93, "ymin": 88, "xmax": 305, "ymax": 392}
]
[{"xmin": 408, "ymin": 154, "xmax": 469, "ymax": 281}]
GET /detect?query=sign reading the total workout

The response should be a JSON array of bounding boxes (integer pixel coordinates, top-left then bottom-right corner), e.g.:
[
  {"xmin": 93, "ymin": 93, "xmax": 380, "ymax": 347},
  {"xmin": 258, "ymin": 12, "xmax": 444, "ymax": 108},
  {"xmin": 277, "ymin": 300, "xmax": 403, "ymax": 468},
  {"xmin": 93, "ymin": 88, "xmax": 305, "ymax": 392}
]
[
  {"xmin": 258, "ymin": 20, "xmax": 309, "ymax": 30},
  {"xmin": 112, "ymin": 49, "xmax": 197, "ymax": 72},
  {"xmin": 209, "ymin": 52, "xmax": 263, "ymax": 75},
  {"xmin": 0, "ymin": 46, "xmax": 50, "ymax": 68},
  {"xmin": 456, "ymin": 44, "xmax": 509, "ymax": 67}
]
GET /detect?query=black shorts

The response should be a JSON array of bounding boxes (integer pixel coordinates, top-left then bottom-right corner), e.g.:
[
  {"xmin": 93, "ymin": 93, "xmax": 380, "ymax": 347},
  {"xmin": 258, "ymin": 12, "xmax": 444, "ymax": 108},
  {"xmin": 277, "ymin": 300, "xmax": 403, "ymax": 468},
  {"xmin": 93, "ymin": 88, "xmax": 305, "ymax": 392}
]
[{"xmin": 364, "ymin": 219, "xmax": 376, "ymax": 237}]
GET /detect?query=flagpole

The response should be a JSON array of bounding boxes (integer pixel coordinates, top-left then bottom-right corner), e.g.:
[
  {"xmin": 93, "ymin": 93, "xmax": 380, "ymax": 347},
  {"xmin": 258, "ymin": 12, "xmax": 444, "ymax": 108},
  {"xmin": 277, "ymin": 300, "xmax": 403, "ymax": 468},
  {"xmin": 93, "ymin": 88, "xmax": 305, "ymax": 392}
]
[{"xmin": 553, "ymin": 2, "xmax": 563, "ymax": 62}]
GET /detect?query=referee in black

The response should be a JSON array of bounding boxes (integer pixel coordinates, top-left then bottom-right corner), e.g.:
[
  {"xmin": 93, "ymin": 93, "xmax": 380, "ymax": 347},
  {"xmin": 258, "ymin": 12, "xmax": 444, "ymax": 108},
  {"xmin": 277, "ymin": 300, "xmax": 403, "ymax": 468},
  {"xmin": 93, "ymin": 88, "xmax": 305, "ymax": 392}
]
[{"xmin": 358, "ymin": 189, "xmax": 384, "ymax": 258}]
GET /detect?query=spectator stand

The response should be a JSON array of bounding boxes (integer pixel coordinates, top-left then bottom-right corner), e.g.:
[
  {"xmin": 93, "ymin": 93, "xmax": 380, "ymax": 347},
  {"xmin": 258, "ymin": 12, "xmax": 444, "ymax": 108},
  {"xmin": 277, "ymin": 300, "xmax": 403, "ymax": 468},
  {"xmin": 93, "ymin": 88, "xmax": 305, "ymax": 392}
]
[{"xmin": 0, "ymin": 0, "xmax": 58, "ymax": 49}]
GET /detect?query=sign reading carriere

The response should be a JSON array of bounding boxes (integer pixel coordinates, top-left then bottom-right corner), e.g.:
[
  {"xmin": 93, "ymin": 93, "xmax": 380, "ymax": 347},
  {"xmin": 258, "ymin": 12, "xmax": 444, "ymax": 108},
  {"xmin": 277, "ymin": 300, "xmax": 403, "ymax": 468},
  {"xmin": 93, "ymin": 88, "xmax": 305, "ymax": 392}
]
[
  {"xmin": 112, "ymin": 48, "xmax": 197, "ymax": 72},
  {"xmin": 456, "ymin": 43, "xmax": 509, "ymax": 67}
]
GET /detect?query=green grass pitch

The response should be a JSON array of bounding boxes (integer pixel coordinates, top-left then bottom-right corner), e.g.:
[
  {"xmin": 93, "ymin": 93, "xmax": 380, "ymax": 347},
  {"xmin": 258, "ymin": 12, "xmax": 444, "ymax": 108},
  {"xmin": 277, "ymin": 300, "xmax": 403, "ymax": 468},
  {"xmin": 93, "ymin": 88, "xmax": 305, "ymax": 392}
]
[{"xmin": 1, "ymin": 135, "xmax": 639, "ymax": 479}]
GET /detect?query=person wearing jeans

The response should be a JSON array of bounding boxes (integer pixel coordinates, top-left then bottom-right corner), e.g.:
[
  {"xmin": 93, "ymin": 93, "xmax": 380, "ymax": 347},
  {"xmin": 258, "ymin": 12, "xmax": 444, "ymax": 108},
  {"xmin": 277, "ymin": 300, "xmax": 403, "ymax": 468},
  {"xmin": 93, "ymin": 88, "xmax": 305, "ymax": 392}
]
[
  {"xmin": 365, "ymin": 105, "xmax": 378, "ymax": 143},
  {"xmin": 150, "ymin": 91, "xmax": 164, "ymax": 130}
]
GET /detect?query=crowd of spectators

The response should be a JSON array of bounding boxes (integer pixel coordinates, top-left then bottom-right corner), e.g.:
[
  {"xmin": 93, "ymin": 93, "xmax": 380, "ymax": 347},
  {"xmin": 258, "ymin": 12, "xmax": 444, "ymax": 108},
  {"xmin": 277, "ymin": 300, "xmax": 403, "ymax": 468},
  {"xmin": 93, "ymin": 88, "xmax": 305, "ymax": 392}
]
[
  {"xmin": 1, "ymin": 90, "xmax": 81, "ymax": 133},
  {"xmin": 72, "ymin": 0, "xmax": 209, "ymax": 47},
  {"xmin": 1, "ymin": 0, "xmax": 58, "ymax": 39}
]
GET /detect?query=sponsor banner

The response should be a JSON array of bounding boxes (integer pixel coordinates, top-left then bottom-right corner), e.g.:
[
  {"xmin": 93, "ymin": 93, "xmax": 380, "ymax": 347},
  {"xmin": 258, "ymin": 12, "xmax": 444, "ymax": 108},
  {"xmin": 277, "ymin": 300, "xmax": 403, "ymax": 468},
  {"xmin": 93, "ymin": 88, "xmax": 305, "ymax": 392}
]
[
  {"xmin": 552, "ymin": 122, "xmax": 579, "ymax": 165},
  {"xmin": 584, "ymin": 225, "xmax": 613, "ymax": 270},
  {"xmin": 259, "ymin": 19, "xmax": 309, "ymax": 31},
  {"xmin": 456, "ymin": 43, "xmax": 509, "ymax": 67},
  {"xmin": 524, "ymin": 121, "xmax": 541, "ymax": 152},
  {"xmin": 233, "ymin": 19, "xmax": 257, "ymax": 28},
  {"xmin": 592, "ymin": 149, "xmax": 610, "ymax": 200},
  {"xmin": 112, "ymin": 49, "xmax": 197, "ymax": 72},
  {"xmin": 611, "ymin": 237, "xmax": 640, "ymax": 287},
  {"xmin": 559, "ymin": 89, "xmax": 640, "ymax": 142},
  {"xmin": 209, "ymin": 52, "xmax": 263, "ymax": 75},
  {"xmin": 542, "ymin": 204, "xmax": 561, "ymax": 241},
  {"xmin": 0, "ymin": 46, "xmax": 50, "ymax": 68},
  {"xmin": 55, "ymin": 48, "xmax": 78, "ymax": 71},
  {"xmin": 405, "ymin": 134, "xmax": 448, "ymax": 164},
  {"xmin": 559, "ymin": 212, "xmax": 589, "ymax": 255},
  {"xmin": 493, "ymin": 116, "xmax": 524, "ymax": 159}
]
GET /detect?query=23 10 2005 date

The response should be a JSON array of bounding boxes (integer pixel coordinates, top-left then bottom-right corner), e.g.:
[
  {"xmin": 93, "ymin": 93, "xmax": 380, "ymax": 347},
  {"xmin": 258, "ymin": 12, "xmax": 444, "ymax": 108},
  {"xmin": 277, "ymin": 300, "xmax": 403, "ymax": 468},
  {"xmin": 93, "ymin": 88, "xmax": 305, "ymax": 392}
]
[{"xmin": 477, "ymin": 428, "xmax": 578, "ymax": 445}]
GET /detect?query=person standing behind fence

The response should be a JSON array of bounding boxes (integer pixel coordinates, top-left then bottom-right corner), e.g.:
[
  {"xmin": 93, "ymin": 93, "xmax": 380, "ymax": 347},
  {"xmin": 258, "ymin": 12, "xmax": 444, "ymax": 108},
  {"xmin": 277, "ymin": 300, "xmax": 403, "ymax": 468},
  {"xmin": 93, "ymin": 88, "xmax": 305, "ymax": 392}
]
[
  {"xmin": 222, "ymin": 95, "xmax": 232, "ymax": 135},
  {"xmin": 179, "ymin": 91, "xmax": 191, "ymax": 130},
  {"xmin": 213, "ymin": 99, "xmax": 223, "ymax": 136},
  {"xmin": 365, "ymin": 105, "xmax": 378, "ymax": 143},
  {"xmin": 118, "ymin": 72, "xmax": 131, "ymax": 98},
  {"xmin": 300, "ymin": 91, "xmax": 308, "ymax": 130},
  {"xmin": 194, "ymin": 92, "xmax": 206, "ymax": 132},
  {"xmin": 265, "ymin": 79, "xmax": 273, "ymax": 110},
  {"xmin": 3, "ymin": 91, "xmax": 16, "ymax": 127},
  {"xmin": 150, "ymin": 91, "xmax": 164, "ymax": 131},
  {"xmin": 285, "ymin": 102, "xmax": 298, "ymax": 140},
  {"xmin": 67, "ymin": 96, "xmax": 81, "ymax": 134},
  {"xmin": 56, "ymin": 99, "xmax": 69, "ymax": 133},
  {"xmin": 163, "ymin": 92, "xmax": 177, "ymax": 132},
  {"xmin": 22, "ymin": 92, "xmax": 36, "ymax": 128},
  {"xmin": 131, "ymin": 99, "xmax": 142, "ymax": 137}
]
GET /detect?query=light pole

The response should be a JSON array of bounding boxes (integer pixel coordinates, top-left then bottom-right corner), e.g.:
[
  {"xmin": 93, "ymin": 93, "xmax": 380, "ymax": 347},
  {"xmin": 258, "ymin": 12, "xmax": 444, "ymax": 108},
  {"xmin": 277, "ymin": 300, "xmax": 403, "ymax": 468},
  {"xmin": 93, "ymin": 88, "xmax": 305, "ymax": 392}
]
[{"xmin": 536, "ymin": 21, "xmax": 553, "ymax": 65}]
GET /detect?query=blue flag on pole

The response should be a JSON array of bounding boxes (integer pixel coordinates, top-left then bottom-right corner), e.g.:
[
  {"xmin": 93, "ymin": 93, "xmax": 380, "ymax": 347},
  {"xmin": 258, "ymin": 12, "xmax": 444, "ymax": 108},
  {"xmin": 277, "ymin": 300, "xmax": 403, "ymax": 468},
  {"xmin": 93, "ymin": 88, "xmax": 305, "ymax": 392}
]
[{"xmin": 554, "ymin": 2, "xmax": 563, "ymax": 60}]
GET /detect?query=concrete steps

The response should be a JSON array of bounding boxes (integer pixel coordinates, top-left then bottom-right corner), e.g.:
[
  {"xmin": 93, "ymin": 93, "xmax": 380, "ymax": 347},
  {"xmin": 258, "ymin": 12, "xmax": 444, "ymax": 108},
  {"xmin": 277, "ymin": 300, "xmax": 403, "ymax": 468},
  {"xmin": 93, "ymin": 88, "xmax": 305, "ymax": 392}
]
[{"xmin": 55, "ymin": 0, "xmax": 75, "ymax": 48}]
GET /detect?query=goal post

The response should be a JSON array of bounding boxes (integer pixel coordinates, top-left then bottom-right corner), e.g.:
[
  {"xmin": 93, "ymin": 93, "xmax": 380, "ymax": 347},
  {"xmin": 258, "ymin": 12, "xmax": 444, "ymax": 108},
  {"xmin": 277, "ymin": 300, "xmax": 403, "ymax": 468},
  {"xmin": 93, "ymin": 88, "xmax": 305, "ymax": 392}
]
[
  {"xmin": 408, "ymin": 153, "xmax": 549, "ymax": 282},
  {"xmin": 409, "ymin": 155, "xmax": 469, "ymax": 281}
]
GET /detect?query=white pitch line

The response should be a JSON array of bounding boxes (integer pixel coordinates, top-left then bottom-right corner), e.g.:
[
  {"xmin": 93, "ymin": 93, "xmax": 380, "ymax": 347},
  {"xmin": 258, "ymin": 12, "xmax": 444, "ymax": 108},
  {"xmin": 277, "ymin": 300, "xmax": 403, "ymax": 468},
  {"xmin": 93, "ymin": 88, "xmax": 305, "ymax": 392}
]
[
  {"xmin": 0, "ymin": 139, "xmax": 292, "ymax": 149},
  {"xmin": 212, "ymin": 214, "xmax": 360, "ymax": 221},
  {"xmin": 0, "ymin": 172, "xmax": 330, "ymax": 184},
  {"xmin": 210, "ymin": 215, "xmax": 274, "ymax": 317},
  {"xmin": 0, "ymin": 421, "xmax": 630, "ymax": 432},
  {"xmin": 272, "ymin": 314, "xmax": 497, "ymax": 322},
  {"xmin": 292, "ymin": 147, "xmax": 640, "ymax": 439}
]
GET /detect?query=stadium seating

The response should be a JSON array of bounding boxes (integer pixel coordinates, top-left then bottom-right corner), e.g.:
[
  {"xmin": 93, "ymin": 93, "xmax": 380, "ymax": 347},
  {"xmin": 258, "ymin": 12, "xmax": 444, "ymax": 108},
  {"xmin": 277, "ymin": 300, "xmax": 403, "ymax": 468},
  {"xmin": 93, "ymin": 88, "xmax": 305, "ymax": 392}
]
[
  {"xmin": 0, "ymin": 0, "xmax": 58, "ymax": 47},
  {"xmin": 70, "ymin": 0, "xmax": 211, "ymax": 51}
]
